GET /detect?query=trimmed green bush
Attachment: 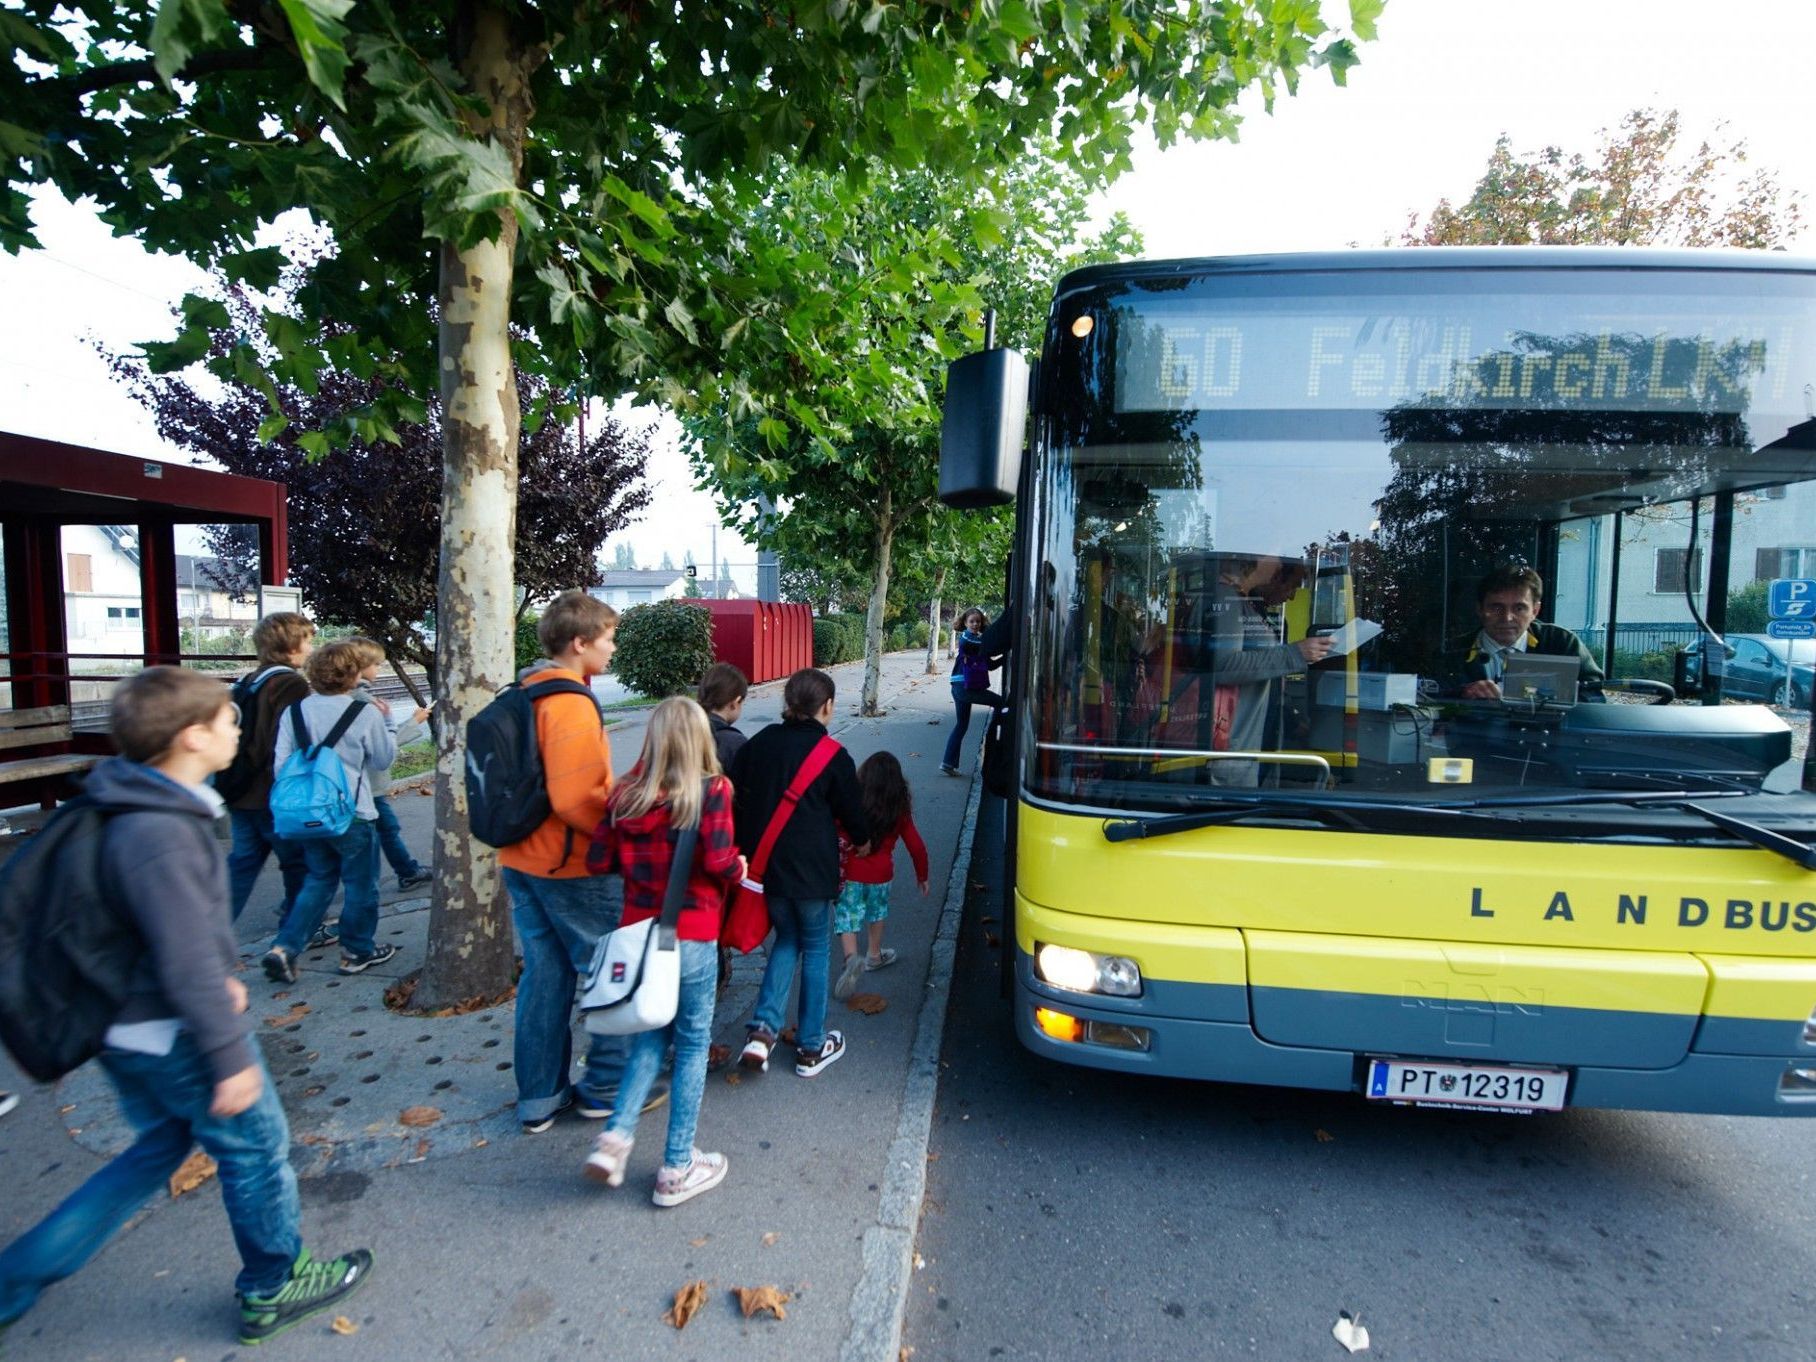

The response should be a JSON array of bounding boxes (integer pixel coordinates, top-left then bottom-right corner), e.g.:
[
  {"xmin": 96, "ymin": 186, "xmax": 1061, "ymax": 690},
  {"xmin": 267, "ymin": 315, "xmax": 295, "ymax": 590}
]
[
  {"xmin": 813, "ymin": 614, "xmax": 869, "ymax": 665},
  {"xmin": 514, "ymin": 611, "xmax": 542, "ymax": 672},
  {"xmin": 613, "ymin": 600, "xmax": 716, "ymax": 697}
]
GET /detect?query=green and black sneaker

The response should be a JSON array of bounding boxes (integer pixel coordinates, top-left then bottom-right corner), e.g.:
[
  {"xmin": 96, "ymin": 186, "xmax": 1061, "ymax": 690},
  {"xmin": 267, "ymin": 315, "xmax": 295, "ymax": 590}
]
[{"xmin": 237, "ymin": 1246, "xmax": 374, "ymax": 1345}]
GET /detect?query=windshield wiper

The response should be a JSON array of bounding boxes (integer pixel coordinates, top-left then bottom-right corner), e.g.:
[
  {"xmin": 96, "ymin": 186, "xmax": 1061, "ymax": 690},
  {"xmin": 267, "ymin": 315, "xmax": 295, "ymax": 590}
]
[
  {"xmin": 1674, "ymin": 802, "xmax": 1816, "ymax": 869},
  {"xmin": 1102, "ymin": 796, "xmax": 1495, "ymax": 842}
]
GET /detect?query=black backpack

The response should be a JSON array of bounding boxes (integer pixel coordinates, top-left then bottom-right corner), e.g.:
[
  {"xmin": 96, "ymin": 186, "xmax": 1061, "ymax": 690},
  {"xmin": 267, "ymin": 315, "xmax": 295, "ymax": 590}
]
[
  {"xmin": 464, "ymin": 677, "xmax": 600, "ymax": 848},
  {"xmin": 0, "ymin": 796, "xmax": 141, "ymax": 1081},
  {"xmin": 212, "ymin": 666, "xmax": 294, "ymax": 804}
]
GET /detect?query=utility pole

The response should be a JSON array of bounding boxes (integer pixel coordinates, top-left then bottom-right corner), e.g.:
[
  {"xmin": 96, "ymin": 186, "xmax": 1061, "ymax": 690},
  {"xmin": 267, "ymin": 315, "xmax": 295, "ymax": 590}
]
[{"xmin": 710, "ymin": 521, "xmax": 719, "ymax": 599}]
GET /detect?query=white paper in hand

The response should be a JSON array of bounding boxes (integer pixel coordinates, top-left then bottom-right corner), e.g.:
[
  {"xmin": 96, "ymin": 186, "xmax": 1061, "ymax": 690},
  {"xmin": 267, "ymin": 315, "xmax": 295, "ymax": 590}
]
[{"xmin": 1321, "ymin": 619, "xmax": 1383, "ymax": 657}]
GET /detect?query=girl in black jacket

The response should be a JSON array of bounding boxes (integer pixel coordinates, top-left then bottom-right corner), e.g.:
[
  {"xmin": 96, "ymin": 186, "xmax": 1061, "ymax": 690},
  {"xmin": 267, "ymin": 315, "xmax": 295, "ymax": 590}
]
[{"xmin": 729, "ymin": 669, "xmax": 871, "ymax": 1078}]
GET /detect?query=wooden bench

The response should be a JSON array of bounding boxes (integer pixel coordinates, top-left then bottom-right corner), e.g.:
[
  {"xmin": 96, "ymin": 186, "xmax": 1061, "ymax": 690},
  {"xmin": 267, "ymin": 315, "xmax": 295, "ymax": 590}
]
[{"xmin": 0, "ymin": 705, "xmax": 100, "ymax": 807}]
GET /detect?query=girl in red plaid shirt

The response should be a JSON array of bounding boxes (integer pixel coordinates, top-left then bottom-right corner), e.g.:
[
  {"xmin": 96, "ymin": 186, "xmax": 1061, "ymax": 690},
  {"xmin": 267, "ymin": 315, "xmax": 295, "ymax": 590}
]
[{"xmin": 582, "ymin": 697, "xmax": 746, "ymax": 1206}]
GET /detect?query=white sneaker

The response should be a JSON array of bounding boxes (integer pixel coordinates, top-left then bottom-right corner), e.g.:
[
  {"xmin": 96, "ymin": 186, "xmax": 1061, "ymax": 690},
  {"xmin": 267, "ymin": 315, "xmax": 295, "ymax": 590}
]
[
  {"xmin": 583, "ymin": 1131, "xmax": 633, "ymax": 1187},
  {"xmin": 833, "ymin": 953, "xmax": 865, "ymax": 1001},
  {"xmin": 653, "ymin": 1149, "xmax": 728, "ymax": 1207},
  {"xmin": 795, "ymin": 1031, "xmax": 846, "ymax": 1077},
  {"xmin": 740, "ymin": 1030, "xmax": 774, "ymax": 1072}
]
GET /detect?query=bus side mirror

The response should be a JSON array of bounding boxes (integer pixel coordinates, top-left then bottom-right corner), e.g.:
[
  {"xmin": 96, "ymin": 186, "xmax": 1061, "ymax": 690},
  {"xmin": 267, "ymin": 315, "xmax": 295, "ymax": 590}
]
[{"xmin": 939, "ymin": 348, "xmax": 1029, "ymax": 509}]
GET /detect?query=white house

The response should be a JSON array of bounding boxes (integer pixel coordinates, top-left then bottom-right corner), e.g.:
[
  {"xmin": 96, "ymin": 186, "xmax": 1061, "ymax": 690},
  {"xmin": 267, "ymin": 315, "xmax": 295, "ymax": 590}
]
[{"xmin": 590, "ymin": 569, "xmax": 690, "ymax": 610}]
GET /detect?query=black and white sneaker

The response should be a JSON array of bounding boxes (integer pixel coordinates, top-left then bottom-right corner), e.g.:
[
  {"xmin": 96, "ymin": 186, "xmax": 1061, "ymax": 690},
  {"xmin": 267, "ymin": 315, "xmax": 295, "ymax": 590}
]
[
  {"xmin": 261, "ymin": 947, "xmax": 298, "ymax": 985},
  {"xmin": 740, "ymin": 1027, "xmax": 776, "ymax": 1073},
  {"xmin": 307, "ymin": 919, "xmax": 340, "ymax": 950},
  {"xmin": 337, "ymin": 943, "xmax": 398, "ymax": 976},
  {"xmin": 795, "ymin": 1031, "xmax": 846, "ymax": 1078}
]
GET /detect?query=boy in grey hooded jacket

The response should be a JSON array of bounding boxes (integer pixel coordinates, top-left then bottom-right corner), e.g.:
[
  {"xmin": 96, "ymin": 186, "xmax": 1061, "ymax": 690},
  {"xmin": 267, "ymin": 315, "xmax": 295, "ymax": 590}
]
[{"xmin": 0, "ymin": 666, "xmax": 371, "ymax": 1346}]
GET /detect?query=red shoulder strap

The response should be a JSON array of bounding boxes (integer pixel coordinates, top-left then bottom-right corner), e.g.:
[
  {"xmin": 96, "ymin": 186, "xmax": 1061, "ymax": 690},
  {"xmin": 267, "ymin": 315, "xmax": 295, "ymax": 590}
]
[{"xmin": 749, "ymin": 736, "xmax": 841, "ymax": 880}]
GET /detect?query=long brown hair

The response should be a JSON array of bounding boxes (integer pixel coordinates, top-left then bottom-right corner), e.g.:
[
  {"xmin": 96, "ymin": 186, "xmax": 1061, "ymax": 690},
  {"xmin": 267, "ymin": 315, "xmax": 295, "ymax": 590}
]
[
  {"xmin": 608, "ymin": 695, "xmax": 719, "ymax": 830},
  {"xmin": 857, "ymin": 751, "xmax": 911, "ymax": 838}
]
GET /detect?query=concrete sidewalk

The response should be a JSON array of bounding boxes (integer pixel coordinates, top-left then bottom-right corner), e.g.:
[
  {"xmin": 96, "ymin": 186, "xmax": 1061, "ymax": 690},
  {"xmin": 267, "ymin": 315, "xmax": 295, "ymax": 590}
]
[{"xmin": 0, "ymin": 650, "xmax": 980, "ymax": 1361}]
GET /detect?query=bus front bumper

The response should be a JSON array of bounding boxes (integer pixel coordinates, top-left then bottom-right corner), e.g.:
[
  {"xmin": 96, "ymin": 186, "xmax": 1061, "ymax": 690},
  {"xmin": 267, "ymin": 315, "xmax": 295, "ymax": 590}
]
[{"xmin": 1013, "ymin": 949, "xmax": 1816, "ymax": 1118}]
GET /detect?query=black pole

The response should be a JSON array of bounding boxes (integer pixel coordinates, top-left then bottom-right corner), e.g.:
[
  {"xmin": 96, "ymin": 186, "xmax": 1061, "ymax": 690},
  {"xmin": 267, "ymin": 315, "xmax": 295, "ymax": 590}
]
[{"xmin": 1603, "ymin": 511, "xmax": 1623, "ymax": 677}]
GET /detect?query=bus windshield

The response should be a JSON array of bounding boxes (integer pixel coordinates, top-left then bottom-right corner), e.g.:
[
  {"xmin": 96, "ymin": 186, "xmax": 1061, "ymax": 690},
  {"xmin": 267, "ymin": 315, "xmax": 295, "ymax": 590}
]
[{"xmin": 1027, "ymin": 258, "xmax": 1816, "ymax": 819}]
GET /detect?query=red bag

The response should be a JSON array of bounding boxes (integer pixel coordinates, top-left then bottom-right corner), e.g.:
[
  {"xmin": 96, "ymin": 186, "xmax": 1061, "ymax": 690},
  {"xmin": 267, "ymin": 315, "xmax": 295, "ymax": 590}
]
[{"xmin": 721, "ymin": 736, "xmax": 842, "ymax": 954}]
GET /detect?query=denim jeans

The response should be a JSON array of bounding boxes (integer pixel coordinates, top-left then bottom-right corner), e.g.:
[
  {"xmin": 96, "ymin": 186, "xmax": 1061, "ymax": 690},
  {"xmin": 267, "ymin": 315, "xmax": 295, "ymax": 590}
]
[
  {"xmin": 372, "ymin": 795, "xmax": 422, "ymax": 879},
  {"xmin": 609, "ymin": 939, "xmax": 717, "ymax": 1167},
  {"xmin": 273, "ymin": 819, "xmax": 381, "ymax": 959},
  {"xmin": 227, "ymin": 806, "xmax": 309, "ymax": 923},
  {"xmin": 750, "ymin": 895, "xmax": 833, "ymax": 1053},
  {"xmin": 942, "ymin": 684, "xmax": 1006, "ymax": 769},
  {"xmin": 0, "ymin": 1037, "xmax": 299, "ymax": 1323},
  {"xmin": 504, "ymin": 869, "xmax": 628, "ymax": 1123}
]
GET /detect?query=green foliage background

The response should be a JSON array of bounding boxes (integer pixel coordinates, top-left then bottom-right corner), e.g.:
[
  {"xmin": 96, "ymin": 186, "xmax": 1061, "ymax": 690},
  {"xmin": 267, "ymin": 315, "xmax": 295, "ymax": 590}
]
[{"xmin": 613, "ymin": 601, "xmax": 716, "ymax": 698}]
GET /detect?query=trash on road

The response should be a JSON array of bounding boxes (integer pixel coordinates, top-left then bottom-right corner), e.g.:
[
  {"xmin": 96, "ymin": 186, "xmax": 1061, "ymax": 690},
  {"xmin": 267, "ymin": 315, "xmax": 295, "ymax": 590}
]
[
  {"xmin": 1332, "ymin": 1312, "xmax": 1370, "ymax": 1352},
  {"xmin": 168, "ymin": 1150, "xmax": 216, "ymax": 1199}
]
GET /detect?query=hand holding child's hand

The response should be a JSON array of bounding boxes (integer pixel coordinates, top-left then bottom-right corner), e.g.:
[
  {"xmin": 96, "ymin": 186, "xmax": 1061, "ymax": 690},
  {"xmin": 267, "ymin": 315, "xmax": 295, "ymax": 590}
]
[
  {"xmin": 225, "ymin": 976, "xmax": 248, "ymax": 1014},
  {"xmin": 211, "ymin": 1065, "xmax": 263, "ymax": 1118}
]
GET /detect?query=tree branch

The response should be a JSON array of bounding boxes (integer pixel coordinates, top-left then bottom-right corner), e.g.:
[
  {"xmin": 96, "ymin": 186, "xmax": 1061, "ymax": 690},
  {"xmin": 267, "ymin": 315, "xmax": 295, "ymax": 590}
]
[{"xmin": 33, "ymin": 48, "xmax": 273, "ymax": 101}]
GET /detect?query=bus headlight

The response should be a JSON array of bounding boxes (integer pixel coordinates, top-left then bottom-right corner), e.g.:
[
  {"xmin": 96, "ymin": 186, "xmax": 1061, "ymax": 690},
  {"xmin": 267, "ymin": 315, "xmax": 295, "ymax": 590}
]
[{"xmin": 1035, "ymin": 943, "xmax": 1143, "ymax": 997}]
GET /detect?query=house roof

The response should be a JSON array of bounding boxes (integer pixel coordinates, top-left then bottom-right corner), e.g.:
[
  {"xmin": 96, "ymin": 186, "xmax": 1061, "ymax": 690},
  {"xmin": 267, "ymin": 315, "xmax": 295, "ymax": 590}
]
[{"xmin": 595, "ymin": 570, "xmax": 686, "ymax": 588}]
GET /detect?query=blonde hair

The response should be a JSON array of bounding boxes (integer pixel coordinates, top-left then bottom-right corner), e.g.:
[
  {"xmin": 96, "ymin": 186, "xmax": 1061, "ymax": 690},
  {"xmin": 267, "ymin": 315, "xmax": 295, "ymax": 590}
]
[
  {"xmin": 609, "ymin": 695, "xmax": 719, "ymax": 831},
  {"xmin": 347, "ymin": 636, "xmax": 386, "ymax": 670},
  {"xmin": 305, "ymin": 640, "xmax": 365, "ymax": 695},
  {"xmin": 253, "ymin": 611, "xmax": 314, "ymax": 666}
]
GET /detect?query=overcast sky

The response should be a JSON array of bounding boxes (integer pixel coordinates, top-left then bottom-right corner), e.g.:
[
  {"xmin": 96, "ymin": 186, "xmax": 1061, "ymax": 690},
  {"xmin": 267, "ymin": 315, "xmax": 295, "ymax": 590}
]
[{"xmin": 3, "ymin": 0, "xmax": 1813, "ymax": 579}]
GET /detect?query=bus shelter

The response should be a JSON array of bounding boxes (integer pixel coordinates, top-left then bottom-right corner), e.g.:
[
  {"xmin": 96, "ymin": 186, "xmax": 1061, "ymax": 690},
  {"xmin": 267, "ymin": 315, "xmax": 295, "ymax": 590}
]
[{"xmin": 1, "ymin": 431, "xmax": 287, "ymax": 804}]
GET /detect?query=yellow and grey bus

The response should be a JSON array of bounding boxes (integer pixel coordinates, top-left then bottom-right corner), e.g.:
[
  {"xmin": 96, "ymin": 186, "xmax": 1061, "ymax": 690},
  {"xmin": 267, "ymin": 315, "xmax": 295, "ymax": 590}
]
[{"xmin": 941, "ymin": 248, "xmax": 1816, "ymax": 1116}]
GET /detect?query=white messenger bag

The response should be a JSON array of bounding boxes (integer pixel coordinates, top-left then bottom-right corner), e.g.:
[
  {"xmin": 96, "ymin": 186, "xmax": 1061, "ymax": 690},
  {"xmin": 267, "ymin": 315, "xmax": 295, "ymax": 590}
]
[{"xmin": 579, "ymin": 796, "xmax": 702, "ymax": 1036}]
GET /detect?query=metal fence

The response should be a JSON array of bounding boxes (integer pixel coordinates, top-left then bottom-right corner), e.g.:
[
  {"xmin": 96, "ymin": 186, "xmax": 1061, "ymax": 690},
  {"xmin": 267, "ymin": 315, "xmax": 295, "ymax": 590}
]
[{"xmin": 1576, "ymin": 622, "xmax": 1704, "ymax": 656}]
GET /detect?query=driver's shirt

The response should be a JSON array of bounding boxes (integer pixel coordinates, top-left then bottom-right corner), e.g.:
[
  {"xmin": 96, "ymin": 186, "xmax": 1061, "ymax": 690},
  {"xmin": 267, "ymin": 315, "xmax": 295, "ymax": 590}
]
[{"xmin": 1473, "ymin": 629, "xmax": 1529, "ymax": 681}]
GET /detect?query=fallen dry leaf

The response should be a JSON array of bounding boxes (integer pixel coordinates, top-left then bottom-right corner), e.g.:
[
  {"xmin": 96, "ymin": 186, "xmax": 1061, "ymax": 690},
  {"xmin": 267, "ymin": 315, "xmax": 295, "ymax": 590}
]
[
  {"xmin": 983, "ymin": 931, "xmax": 1001, "ymax": 948},
  {"xmin": 409, "ymin": 1137, "xmax": 431, "ymax": 1161},
  {"xmin": 733, "ymin": 1285, "xmax": 790, "ymax": 1320},
  {"xmin": 778, "ymin": 1026, "xmax": 797, "ymax": 1046},
  {"xmin": 1315, "ymin": 1128, "xmax": 1335, "ymax": 1143},
  {"xmin": 472, "ymin": 1137, "xmax": 489, "ymax": 1149},
  {"xmin": 417, "ymin": 786, "xmax": 432, "ymax": 796},
  {"xmin": 168, "ymin": 1150, "xmax": 216, "ymax": 1199},
  {"xmin": 689, "ymin": 1236, "xmax": 710, "ymax": 1248},
  {"xmin": 263, "ymin": 1002, "xmax": 310, "ymax": 1027},
  {"xmin": 724, "ymin": 1070, "xmax": 742, "ymax": 1086},
  {"xmin": 58, "ymin": 1104, "xmax": 75, "ymax": 1115},
  {"xmin": 664, "ymin": 1280, "xmax": 709, "ymax": 1330},
  {"xmin": 399, "ymin": 1106, "xmax": 443, "ymax": 1128},
  {"xmin": 330, "ymin": 1315, "xmax": 359, "ymax": 1336},
  {"xmin": 979, "ymin": 916, "xmax": 996, "ymax": 925},
  {"xmin": 761, "ymin": 1232, "xmax": 780, "ymax": 1247},
  {"xmin": 707, "ymin": 1043, "xmax": 732, "ymax": 1070},
  {"xmin": 271, "ymin": 991, "xmax": 290, "ymax": 1000},
  {"xmin": 846, "ymin": 993, "xmax": 888, "ymax": 1015}
]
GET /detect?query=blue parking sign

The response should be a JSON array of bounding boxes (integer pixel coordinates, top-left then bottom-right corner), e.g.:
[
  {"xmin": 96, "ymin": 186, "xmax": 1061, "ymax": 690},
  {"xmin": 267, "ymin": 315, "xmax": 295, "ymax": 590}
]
[{"xmin": 1768, "ymin": 578, "xmax": 1816, "ymax": 620}]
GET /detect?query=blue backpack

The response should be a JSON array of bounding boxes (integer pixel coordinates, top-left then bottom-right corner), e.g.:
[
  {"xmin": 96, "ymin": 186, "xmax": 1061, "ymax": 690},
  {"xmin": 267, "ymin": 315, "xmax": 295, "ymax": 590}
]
[{"xmin": 270, "ymin": 700, "xmax": 368, "ymax": 841}]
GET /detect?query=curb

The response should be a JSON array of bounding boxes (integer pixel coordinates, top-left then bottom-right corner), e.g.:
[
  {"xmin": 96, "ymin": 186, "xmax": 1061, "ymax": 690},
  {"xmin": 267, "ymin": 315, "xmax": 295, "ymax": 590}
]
[{"xmin": 840, "ymin": 755, "xmax": 986, "ymax": 1362}]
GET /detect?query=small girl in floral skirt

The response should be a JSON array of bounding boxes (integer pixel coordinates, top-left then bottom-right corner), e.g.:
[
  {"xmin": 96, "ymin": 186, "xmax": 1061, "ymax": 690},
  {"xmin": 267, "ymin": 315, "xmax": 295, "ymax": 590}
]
[{"xmin": 833, "ymin": 752, "xmax": 929, "ymax": 1001}]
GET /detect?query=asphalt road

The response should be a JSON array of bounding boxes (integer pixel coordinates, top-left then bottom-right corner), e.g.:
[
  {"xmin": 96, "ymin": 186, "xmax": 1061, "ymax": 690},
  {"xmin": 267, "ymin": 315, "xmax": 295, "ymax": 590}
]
[{"xmin": 905, "ymin": 792, "xmax": 1816, "ymax": 1362}]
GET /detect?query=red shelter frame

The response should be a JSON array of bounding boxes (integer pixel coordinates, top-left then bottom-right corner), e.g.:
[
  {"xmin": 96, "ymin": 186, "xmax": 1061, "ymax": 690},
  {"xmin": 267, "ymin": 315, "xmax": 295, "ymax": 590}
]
[{"xmin": 2, "ymin": 431, "xmax": 287, "ymax": 754}]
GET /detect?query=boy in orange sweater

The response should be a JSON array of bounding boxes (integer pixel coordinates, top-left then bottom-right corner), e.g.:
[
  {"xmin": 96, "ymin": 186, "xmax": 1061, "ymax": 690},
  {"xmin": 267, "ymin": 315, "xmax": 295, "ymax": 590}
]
[{"xmin": 501, "ymin": 591, "xmax": 665, "ymax": 1133}]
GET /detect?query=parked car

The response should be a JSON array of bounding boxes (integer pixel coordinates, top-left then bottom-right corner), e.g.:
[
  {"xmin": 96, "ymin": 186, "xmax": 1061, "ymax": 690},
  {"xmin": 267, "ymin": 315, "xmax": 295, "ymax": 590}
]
[{"xmin": 1680, "ymin": 634, "xmax": 1815, "ymax": 706}]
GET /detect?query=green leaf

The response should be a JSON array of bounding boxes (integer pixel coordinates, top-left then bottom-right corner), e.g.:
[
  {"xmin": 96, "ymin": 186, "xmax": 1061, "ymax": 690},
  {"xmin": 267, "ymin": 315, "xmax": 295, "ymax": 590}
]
[
  {"xmin": 178, "ymin": 293, "xmax": 230, "ymax": 331},
  {"xmin": 296, "ymin": 430, "xmax": 331, "ymax": 460},
  {"xmin": 276, "ymin": 0, "xmax": 354, "ymax": 111},
  {"xmin": 602, "ymin": 177, "xmax": 676, "ymax": 241},
  {"xmin": 218, "ymin": 248, "xmax": 287, "ymax": 291},
  {"xmin": 1349, "ymin": 0, "xmax": 1385, "ymax": 43},
  {"xmin": 256, "ymin": 412, "xmax": 291, "ymax": 443},
  {"xmin": 148, "ymin": 0, "xmax": 235, "ymax": 85},
  {"xmin": 141, "ymin": 327, "xmax": 211, "ymax": 374}
]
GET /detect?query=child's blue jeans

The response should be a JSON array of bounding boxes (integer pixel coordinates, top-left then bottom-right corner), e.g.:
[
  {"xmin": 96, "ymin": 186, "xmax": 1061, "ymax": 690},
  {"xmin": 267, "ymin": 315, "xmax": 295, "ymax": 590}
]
[{"xmin": 0, "ymin": 1038, "xmax": 300, "ymax": 1322}]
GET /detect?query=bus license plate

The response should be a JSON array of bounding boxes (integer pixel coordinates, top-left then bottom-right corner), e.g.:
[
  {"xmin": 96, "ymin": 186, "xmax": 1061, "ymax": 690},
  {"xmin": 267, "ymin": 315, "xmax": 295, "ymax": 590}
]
[{"xmin": 1367, "ymin": 1059, "xmax": 1566, "ymax": 1112}]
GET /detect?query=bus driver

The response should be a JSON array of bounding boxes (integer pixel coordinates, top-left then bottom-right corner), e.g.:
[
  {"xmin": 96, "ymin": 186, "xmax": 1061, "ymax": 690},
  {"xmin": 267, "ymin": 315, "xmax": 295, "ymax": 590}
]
[{"xmin": 1445, "ymin": 563, "xmax": 1604, "ymax": 701}]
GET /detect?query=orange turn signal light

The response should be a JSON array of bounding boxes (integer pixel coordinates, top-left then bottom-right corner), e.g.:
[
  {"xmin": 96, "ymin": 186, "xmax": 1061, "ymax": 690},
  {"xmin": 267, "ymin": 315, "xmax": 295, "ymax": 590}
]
[{"xmin": 1034, "ymin": 1007, "xmax": 1085, "ymax": 1043}]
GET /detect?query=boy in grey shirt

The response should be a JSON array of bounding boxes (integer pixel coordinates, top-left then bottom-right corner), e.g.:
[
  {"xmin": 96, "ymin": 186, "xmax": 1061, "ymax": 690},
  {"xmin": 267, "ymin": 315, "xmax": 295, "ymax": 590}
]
[
  {"xmin": 0, "ymin": 666, "xmax": 371, "ymax": 1346},
  {"xmin": 261, "ymin": 640, "xmax": 397, "ymax": 983}
]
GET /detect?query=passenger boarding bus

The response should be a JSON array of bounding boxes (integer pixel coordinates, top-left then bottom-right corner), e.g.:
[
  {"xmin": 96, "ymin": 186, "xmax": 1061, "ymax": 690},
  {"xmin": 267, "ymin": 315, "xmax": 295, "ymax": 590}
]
[{"xmin": 940, "ymin": 249, "xmax": 1816, "ymax": 1116}]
